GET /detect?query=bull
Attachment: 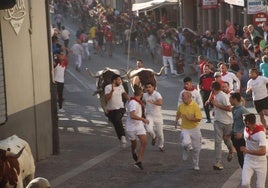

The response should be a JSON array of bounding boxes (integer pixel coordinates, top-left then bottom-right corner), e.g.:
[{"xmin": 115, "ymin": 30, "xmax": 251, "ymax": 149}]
[
  {"xmin": 86, "ymin": 67, "xmax": 128, "ymax": 113},
  {"xmin": 127, "ymin": 66, "xmax": 165, "ymax": 91},
  {"xmin": 0, "ymin": 135, "xmax": 35, "ymax": 188}
]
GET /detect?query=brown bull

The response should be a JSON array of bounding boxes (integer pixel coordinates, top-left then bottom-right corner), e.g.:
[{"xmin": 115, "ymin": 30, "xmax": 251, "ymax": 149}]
[
  {"xmin": 127, "ymin": 66, "xmax": 165, "ymax": 91},
  {"xmin": 86, "ymin": 67, "xmax": 128, "ymax": 113}
]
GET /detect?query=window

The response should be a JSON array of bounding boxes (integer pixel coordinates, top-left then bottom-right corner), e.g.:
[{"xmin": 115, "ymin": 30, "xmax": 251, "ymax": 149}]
[{"xmin": 0, "ymin": 38, "xmax": 7, "ymax": 125}]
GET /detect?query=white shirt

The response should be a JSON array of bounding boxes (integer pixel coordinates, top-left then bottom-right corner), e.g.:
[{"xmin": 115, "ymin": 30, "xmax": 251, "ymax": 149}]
[
  {"xmin": 244, "ymin": 126, "xmax": 267, "ymax": 160},
  {"xmin": 221, "ymin": 72, "xmax": 240, "ymax": 92},
  {"xmin": 178, "ymin": 89, "xmax": 203, "ymax": 109},
  {"xmin": 105, "ymin": 84, "xmax": 125, "ymax": 110},
  {"xmin": 125, "ymin": 99, "xmax": 143, "ymax": 131},
  {"xmin": 54, "ymin": 63, "xmax": 66, "ymax": 83},
  {"xmin": 247, "ymin": 76, "xmax": 268, "ymax": 101},
  {"xmin": 143, "ymin": 91, "xmax": 163, "ymax": 123},
  {"xmin": 61, "ymin": 29, "xmax": 70, "ymax": 40},
  {"xmin": 214, "ymin": 91, "xmax": 233, "ymax": 124},
  {"xmin": 71, "ymin": 43, "xmax": 83, "ymax": 55}
]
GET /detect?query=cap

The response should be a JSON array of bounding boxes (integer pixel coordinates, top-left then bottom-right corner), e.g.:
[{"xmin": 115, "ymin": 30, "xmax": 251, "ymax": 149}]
[{"xmin": 214, "ymin": 72, "xmax": 221, "ymax": 77}]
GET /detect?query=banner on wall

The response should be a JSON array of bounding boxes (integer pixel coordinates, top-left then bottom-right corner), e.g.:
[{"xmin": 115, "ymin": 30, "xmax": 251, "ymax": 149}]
[
  {"xmin": 224, "ymin": 0, "xmax": 244, "ymax": 7},
  {"xmin": 201, "ymin": 0, "xmax": 218, "ymax": 9},
  {"xmin": 247, "ymin": 0, "xmax": 267, "ymax": 14}
]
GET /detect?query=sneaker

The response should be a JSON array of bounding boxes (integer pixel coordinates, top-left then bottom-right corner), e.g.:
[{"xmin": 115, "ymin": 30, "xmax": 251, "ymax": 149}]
[
  {"xmin": 159, "ymin": 147, "xmax": 165, "ymax": 152},
  {"xmin": 151, "ymin": 137, "xmax": 156, "ymax": 146},
  {"xmin": 121, "ymin": 136, "xmax": 127, "ymax": 144},
  {"xmin": 184, "ymin": 144, "xmax": 193, "ymax": 151},
  {"xmin": 163, "ymin": 74, "xmax": 168, "ymax": 79},
  {"xmin": 182, "ymin": 150, "xmax": 188, "ymax": 161},
  {"xmin": 205, "ymin": 119, "xmax": 211, "ymax": 123},
  {"xmin": 193, "ymin": 165, "xmax": 200, "ymax": 171},
  {"xmin": 227, "ymin": 152, "xmax": 233, "ymax": 162},
  {"xmin": 134, "ymin": 162, "xmax": 143, "ymax": 170},
  {"xmin": 58, "ymin": 108, "xmax": 65, "ymax": 113},
  {"xmin": 213, "ymin": 161, "xmax": 224, "ymax": 170},
  {"xmin": 132, "ymin": 153, "xmax": 138, "ymax": 162}
]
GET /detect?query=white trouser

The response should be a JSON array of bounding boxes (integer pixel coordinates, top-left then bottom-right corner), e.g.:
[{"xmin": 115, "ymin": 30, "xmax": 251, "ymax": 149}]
[
  {"xmin": 163, "ymin": 56, "xmax": 176, "ymax": 75},
  {"xmin": 242, "ymin": 155, "xmax": 267, "ymax": 188},
  {"xmin": 180, "ymin": 127, "xmax": 202, "ymax": 166},
  {"xmin": 75, "ymin": 54, "xmax": 82, "ymax": 68},
  {"xmin": 144, "ymin": 115, "xmax": 164, "ymax": 148}
]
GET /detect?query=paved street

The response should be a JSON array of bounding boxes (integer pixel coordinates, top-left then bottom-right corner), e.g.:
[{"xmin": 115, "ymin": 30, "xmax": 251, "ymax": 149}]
[{"xmin": 34, "ymin": 21, "xmax": 268, "ymax": 188}]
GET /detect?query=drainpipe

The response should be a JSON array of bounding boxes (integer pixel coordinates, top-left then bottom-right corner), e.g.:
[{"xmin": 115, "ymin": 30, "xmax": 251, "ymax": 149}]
[
  {"xmin": 179, "ymin": 0, "xmax": 183, "ymax": 26},
  {"xmin": 45, "ymin": 0, "xmax": 59, "ymax": 155}
]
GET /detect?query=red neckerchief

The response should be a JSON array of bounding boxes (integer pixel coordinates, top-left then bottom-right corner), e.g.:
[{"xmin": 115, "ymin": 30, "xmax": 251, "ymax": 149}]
[
  {"xmin": 245, "ymin": 124, "xmax": 265, "ymax": 140},
  {"xmin": 130, "ymin": 97, "xmax": 143, "ymax": 106},
  {"xmin": 221, "ymin": 72, "xmax": 227, "ymax": 76},
  {"xmin": 184, "ymin": 86, "xmax": 195, "ymax": 91}
]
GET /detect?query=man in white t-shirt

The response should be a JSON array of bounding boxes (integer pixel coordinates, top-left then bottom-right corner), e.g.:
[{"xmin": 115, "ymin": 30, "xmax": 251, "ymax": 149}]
[
  {"xmin": 219, "ymin": 63, "xmax": 240, "ymax": 92},
  {"xmin": 143, "ymin": 82, "xmax": 165, "ymax": 152},
  {"xmin": 178, "ymin": 77, "xmax": 203, "ymax": 109},
  {"xmin": 246, "ymin": 68, "xmax": 268, "ymax": 128},
  {"xmin": 241, "ymin": 113, "xmax": 267, "ymax": 188},
  {"xmin": 61, "ymin": 26, "xmax": 70, "ymax": 50},
  {"xmin": 211, "ymin": 81, "xmax": 235, "ymax": 170},
  {"xmin": 70, "ymin": 39, "xmax": 83, "ymax": 71},
  {"xmin": 105, "ymin": 74, "xmax": 129, "ymax": 148}
]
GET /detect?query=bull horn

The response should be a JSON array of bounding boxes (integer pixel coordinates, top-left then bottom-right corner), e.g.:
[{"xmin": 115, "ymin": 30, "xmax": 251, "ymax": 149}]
[
  {"xmin": 127, "ymin": 69, "xmax": 140, "ymax": 79},
  {"xmin": 153, "ymin": 66, "xmax": 166, "ymax": 76},
  {"xmin": 119, "ymin": 69, "xmax": 128, "ymax": 78},
  {"xmin": 6, "ymin": 147, "xmax": 25, "ymax": 158},
  {"xmin": 85, "ymin": 68, "xmax": 99, "ymax": 78}
]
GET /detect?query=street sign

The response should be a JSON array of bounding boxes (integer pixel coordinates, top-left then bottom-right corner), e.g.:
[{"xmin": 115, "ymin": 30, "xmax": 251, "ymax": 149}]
[{"xmin": 253, "ymin": 12, "xmax": 268, "ymax": 26}]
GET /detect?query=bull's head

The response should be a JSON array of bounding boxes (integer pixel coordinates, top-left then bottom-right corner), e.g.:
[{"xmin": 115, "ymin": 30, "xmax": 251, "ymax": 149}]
[{"xmin": 0, "ymin": 147, "xmax": 24, "ymax": 187}]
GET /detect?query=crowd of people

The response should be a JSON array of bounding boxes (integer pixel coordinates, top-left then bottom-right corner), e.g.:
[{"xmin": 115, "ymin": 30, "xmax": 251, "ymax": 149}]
[{"xmin": 49, "ymin": 1, "xmax": 268, "ymax": 187}]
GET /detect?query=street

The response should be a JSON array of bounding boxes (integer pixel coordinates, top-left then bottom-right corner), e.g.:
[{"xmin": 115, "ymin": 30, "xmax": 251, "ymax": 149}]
[{"xmin": 35, "ymin": 23, "xmax": 268, "ymax": 188}]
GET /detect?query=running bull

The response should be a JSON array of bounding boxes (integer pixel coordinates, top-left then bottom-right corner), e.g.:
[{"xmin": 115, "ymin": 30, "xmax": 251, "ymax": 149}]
[
  {"xmin": 127, "ymin": 66, "xmax": 165, "ymax": 91},
  {"xmin": 0, "ymin": 135, "xmax": 35, "ymax": 188},
  {"xmin": 86, "ymin": 67, "xmax": 128, "ymax": 113}
]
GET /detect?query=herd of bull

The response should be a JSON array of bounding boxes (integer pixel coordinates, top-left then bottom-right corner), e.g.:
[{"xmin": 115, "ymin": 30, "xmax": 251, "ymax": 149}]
[
  {"xmin": 86, "ymin": 66, "xmax": 165, "ymax": 112},
  {"xmin": 0, "ymin": 66, "xmax": 165, "ymax": 188}
]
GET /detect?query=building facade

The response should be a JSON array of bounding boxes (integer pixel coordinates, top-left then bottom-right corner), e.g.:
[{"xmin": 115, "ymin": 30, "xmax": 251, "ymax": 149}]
[
  {"xmin": 133, "ymin": 0, "xmax": 260, "ymax": 34},
  {"xmin": 0, "ymin": 0, "xmax": 54, "ymax": 161}
]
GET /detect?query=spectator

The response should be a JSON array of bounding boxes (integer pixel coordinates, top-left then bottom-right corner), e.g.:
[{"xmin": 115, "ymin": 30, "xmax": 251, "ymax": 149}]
[
  {"xmin": 225, "ymin": 19, "xmax": 236, "ymax": 42},
  {"xmin": 260, "ymin": 55, "xmax": 268, "ymax": 77},
  {"xmin": 161, "ymin": 33, "xmax": 178, "ymax": 77}
]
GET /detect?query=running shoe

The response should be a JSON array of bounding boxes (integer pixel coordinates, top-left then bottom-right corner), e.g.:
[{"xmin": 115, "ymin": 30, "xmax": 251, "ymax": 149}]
[{"xmin": 134, "ymin": 162, "xmax": 143, "ymax": 170}]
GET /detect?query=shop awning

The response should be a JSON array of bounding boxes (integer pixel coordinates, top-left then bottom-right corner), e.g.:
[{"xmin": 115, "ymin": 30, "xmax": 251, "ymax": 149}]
[{"xmin": 132, "ymin": 0, "xmax": 179, "ymax": 12}]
